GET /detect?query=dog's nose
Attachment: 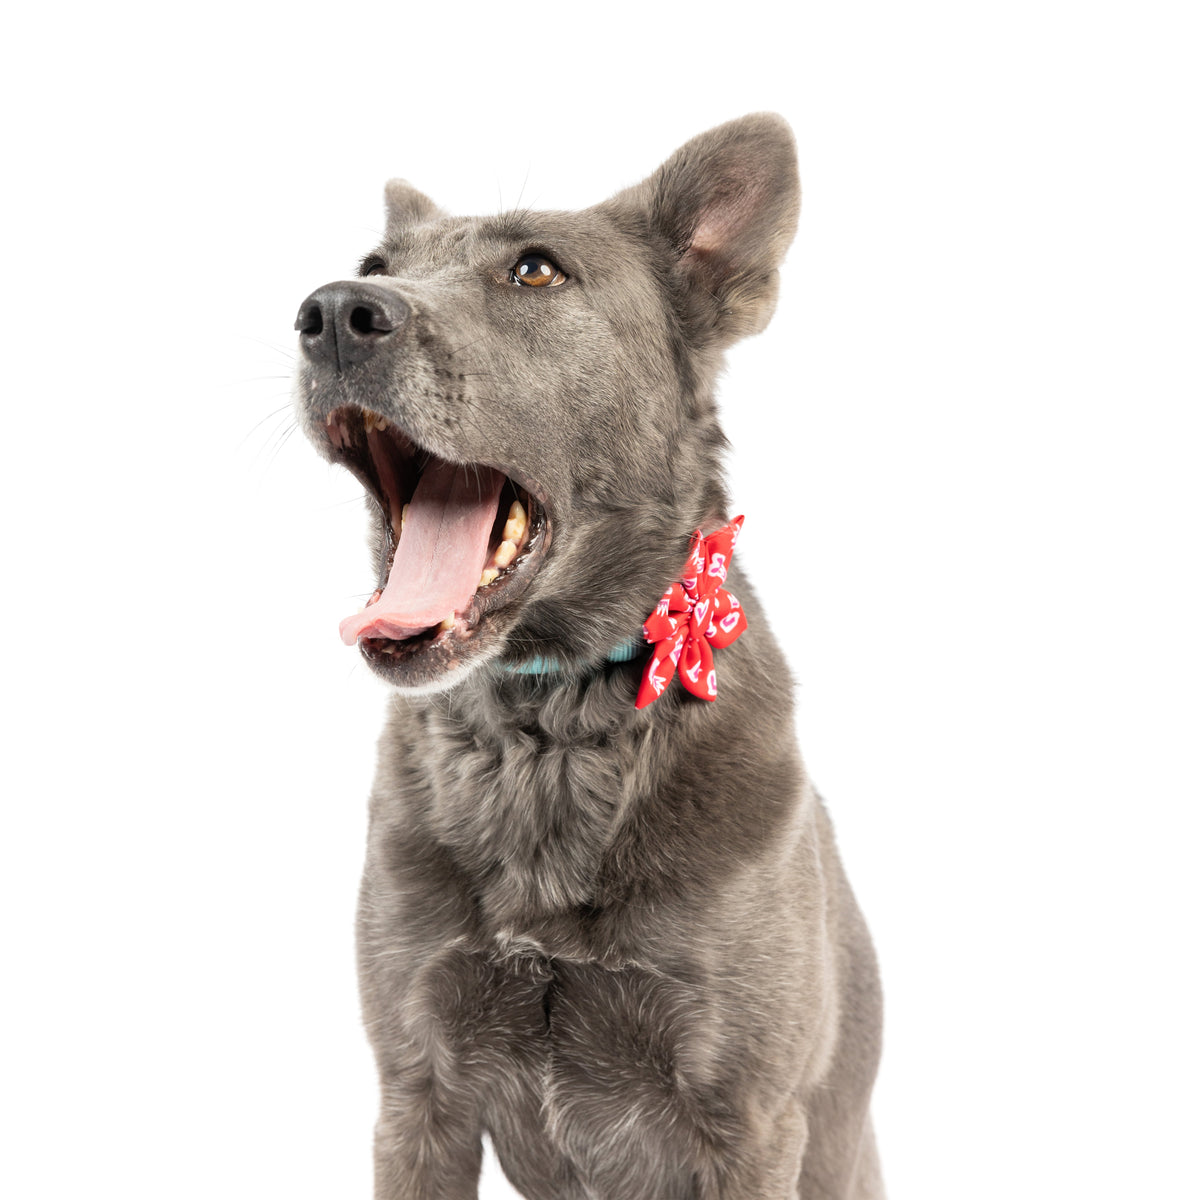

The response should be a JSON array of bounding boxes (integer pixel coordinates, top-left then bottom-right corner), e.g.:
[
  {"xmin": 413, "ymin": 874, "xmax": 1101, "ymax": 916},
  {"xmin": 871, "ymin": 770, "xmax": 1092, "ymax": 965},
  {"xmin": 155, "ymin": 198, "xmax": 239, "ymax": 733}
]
[{"xmin": 295, "ymin": 282, "xmax": 411, "ymax": 369}]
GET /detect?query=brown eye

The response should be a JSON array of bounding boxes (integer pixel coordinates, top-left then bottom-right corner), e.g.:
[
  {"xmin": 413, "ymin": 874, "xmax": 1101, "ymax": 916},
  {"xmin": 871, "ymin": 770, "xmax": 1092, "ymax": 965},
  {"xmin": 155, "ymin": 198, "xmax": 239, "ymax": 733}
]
[
  {"xmin": 361, "ymin": 258, "xmax": 387, "ymax": 277},
  {"xmin": 511, "ymin": 253, "xmax": 566, "ymax": 287}
]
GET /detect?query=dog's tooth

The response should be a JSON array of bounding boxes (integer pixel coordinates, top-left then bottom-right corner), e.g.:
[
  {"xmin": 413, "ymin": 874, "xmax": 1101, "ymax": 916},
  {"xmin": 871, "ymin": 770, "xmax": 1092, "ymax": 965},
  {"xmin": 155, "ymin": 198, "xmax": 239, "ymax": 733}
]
[
  {"xmin": 479, "ymin": 567, "xmax": 499, "ymax": 588},
  {"xmin": 325, "ymin": 411, "xmax": 334, "ymax": 425},
  {"xmin": 400, "ymin": 503, "xmax": 409, "ymax": 532},
  {"xmin": 493, "ymin": 539, "xmax": 518, "ymax": 569},
  {"xmin": 439, "ymin": 613, "xmax": 456, "ymax": 631},
  {"xmin": 375, "ymin": 415, "xmax": 389, "ymax": 430},
  {"xmin": 502, "ymin": 500, "xmax": 527, "ymax": 543}
]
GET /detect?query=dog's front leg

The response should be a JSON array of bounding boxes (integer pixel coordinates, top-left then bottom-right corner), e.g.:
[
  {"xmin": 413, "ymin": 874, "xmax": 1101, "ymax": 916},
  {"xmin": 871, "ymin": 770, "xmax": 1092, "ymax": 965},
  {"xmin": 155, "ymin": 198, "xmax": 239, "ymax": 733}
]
[
  {"xmin": 360, "ymin": 884, "xmax": 487, "ymax": 1199},
  {"xmin": 371, "ymin": 1056, "xmax": 483, "ymax": 1200},
  {"xmin": 546, "ymin": 961, "xmax": 815, "ymax": 1200}
]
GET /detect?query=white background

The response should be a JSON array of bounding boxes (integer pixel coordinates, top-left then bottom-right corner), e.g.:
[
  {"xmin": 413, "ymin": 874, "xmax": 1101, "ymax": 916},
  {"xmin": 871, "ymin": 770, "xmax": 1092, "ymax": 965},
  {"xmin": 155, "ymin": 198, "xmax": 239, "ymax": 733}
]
[{"xmin": 4, "ymin": 2, "xmax": 1197, "ymax": 1197}]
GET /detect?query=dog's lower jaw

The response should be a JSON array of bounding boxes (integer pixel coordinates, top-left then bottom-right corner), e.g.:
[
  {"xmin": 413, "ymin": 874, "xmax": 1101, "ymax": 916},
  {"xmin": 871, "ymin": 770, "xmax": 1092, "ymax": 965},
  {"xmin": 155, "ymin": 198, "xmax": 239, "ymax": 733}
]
[
  {"xmin": 368, "ymin": 645, "xmax": 508, "ymax": 697},
  {"xmin": 351, "ymin": 524, "xmax": 556, "ymax": 690}
]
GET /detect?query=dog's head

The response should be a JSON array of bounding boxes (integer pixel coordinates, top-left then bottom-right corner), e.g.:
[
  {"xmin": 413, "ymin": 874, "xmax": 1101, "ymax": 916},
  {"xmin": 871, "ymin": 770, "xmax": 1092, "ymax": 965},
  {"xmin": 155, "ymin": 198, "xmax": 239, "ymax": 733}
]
[{"xmin": 296, "ymin": 113, "xmax": 798, "ymax": 692}]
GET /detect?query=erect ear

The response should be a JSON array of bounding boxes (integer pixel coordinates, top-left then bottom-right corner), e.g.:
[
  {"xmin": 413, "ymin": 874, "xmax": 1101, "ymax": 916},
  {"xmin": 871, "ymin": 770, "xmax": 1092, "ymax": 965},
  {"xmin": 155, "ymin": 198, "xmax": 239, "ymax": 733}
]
[
  {"xmin": 610, "ymin": 113, "xmax": 800, "ymax": 347},
  {"xmin": 383, "ymin": 178, "xmax": 443, "ymax": 233}
]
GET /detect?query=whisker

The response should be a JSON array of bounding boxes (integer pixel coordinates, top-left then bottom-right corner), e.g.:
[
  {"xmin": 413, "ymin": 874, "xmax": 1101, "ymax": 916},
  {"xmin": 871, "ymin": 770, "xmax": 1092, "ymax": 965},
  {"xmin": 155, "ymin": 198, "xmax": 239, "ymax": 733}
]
[
  {"xmin": 240, "ymin": 411, "xmax": 298, "ymax": 460},
  {"xmin": 446, "ymin": 333, "xmax": 491, "ymax": 359},
  {"xmin": 512, "ymin": 163, "xmax": 532, "ymax": 215},
  {"xmin": 240, "ymin": 337, "xmax": 299, "ymax": 366},
  {"xmin": 263, "ymin": 421, "xmax": 301, "ymax": 467},
  {"xmin": 241, "ymin": 403, "xmax": 298, "ymax": 442}
]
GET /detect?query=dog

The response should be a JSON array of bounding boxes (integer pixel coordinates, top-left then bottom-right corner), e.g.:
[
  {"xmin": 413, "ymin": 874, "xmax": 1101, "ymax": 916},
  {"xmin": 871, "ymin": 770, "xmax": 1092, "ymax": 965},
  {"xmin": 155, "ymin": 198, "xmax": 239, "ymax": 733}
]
[{"xmin": 295, "ymin": 113, "xmax": 884, "ymax": 1199}]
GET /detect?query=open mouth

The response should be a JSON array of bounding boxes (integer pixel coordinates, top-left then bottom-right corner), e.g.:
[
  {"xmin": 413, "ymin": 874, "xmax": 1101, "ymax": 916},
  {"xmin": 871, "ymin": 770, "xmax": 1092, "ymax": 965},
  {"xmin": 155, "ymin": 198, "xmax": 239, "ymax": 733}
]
[{"xmin": 321, "ymin": 404, "xmax": 551, "ymax": 675}]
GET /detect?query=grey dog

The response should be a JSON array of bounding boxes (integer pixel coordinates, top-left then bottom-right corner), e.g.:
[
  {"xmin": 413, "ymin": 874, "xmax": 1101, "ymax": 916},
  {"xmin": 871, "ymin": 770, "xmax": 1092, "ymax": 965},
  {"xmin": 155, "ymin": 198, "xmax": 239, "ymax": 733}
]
[{"xmin": 295, "ymin": 113, "xmax": 883, "ymax": 1199}]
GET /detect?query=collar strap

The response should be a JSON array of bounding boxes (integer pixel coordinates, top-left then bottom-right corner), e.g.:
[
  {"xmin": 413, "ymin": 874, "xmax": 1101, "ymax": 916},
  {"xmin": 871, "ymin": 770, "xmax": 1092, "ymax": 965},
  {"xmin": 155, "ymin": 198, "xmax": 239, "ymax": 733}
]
[{"xmin": 503, "ymin": 636, "xmax": 644, "ymax": 677}]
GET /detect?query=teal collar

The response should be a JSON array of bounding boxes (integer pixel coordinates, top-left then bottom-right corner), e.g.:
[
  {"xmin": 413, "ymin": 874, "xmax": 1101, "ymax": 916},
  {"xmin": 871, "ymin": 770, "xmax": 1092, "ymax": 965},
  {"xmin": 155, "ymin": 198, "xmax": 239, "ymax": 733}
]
[{"xmin": 503, "ymin": 637, "xmax": 644, "ymax": 677}]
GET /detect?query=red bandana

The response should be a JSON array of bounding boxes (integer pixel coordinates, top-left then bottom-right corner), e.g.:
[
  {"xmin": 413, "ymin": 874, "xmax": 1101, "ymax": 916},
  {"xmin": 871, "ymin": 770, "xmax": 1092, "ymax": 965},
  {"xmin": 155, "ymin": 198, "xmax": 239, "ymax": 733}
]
[{"xmin": 636, "ymin": 517, "xmax": 748, "ymax": 708}]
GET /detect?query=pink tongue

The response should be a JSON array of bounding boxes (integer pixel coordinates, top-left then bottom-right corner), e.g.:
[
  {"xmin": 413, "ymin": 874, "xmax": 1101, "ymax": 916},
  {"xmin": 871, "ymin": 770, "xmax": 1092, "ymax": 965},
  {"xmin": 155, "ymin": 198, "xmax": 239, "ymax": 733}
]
[{"xmin": 339, "ymin": 462, "xmax": 506, "ymax": 645}]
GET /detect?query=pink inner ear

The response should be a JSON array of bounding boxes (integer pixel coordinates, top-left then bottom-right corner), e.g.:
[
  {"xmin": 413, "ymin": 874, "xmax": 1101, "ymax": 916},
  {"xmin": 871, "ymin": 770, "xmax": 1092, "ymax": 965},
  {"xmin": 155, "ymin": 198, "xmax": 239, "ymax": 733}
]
[
  {"xmin": 687, "ymin": 218, "xmax": 725, "ymax": 257},
  {"xmin": 686, "ymin": 170, "xmax": 770, "ymax": 258}
]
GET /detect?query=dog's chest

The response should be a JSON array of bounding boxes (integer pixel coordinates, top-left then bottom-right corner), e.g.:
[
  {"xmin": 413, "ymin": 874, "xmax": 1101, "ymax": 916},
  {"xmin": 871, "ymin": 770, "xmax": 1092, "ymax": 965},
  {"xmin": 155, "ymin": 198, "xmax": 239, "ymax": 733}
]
[{"xmin": 419, "ymin": 709, "xmax": 635, "ymax": 926}]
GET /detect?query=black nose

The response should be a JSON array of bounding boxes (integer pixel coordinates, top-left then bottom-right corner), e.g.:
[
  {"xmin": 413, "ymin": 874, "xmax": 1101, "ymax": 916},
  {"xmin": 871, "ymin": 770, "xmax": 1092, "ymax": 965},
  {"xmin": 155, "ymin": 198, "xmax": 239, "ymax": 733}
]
[{"xmin": 295, "ymin": 282, "xmax": 411, "ymax": 369}]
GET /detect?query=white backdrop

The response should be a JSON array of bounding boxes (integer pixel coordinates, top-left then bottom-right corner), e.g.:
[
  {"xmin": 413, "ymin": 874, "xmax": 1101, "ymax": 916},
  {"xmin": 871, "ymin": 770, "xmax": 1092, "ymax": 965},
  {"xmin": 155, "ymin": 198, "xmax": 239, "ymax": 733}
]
[{"xmin": 4, "ymin": 2, "xmax": 1197, "ymax": 1197}]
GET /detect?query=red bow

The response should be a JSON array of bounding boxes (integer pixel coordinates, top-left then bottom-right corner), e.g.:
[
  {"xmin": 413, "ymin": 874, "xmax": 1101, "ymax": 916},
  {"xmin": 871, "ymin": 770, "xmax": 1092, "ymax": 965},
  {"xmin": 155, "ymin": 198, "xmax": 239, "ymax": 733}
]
[{"xmin": 636, "ymin": 517, "xmax": 748, "ymax": 708}]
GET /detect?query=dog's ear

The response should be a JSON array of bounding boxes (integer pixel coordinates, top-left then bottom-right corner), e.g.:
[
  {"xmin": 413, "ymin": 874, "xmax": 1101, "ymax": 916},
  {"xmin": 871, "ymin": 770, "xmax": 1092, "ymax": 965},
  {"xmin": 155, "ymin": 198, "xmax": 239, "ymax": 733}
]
[
  {"xmin": 383, "ymin": 179, "xmax": 443, "ymax": 232},
  {"xmin": 612, "ymin": 113, "xmax": 800, "ymax": 347}
]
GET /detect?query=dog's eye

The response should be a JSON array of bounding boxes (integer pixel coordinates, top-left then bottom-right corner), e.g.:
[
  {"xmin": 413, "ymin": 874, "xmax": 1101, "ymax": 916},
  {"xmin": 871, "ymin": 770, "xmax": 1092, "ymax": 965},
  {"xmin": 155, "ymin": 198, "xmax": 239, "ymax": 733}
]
[
  {"xmin": 511, "ymin": 254, "xmax": 566, "ymax": 288},
  {"xmin": 360, "ymin": 258, "xmax": 388, "ymax": 277}
]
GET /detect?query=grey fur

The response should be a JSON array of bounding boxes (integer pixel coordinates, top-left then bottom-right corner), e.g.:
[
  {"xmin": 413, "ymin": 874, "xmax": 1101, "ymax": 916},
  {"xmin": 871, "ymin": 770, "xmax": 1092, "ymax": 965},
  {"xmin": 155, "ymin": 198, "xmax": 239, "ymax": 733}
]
[{"xmin": 296, "ymin": 114, "xmax": 883, "ymax": 1198}]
